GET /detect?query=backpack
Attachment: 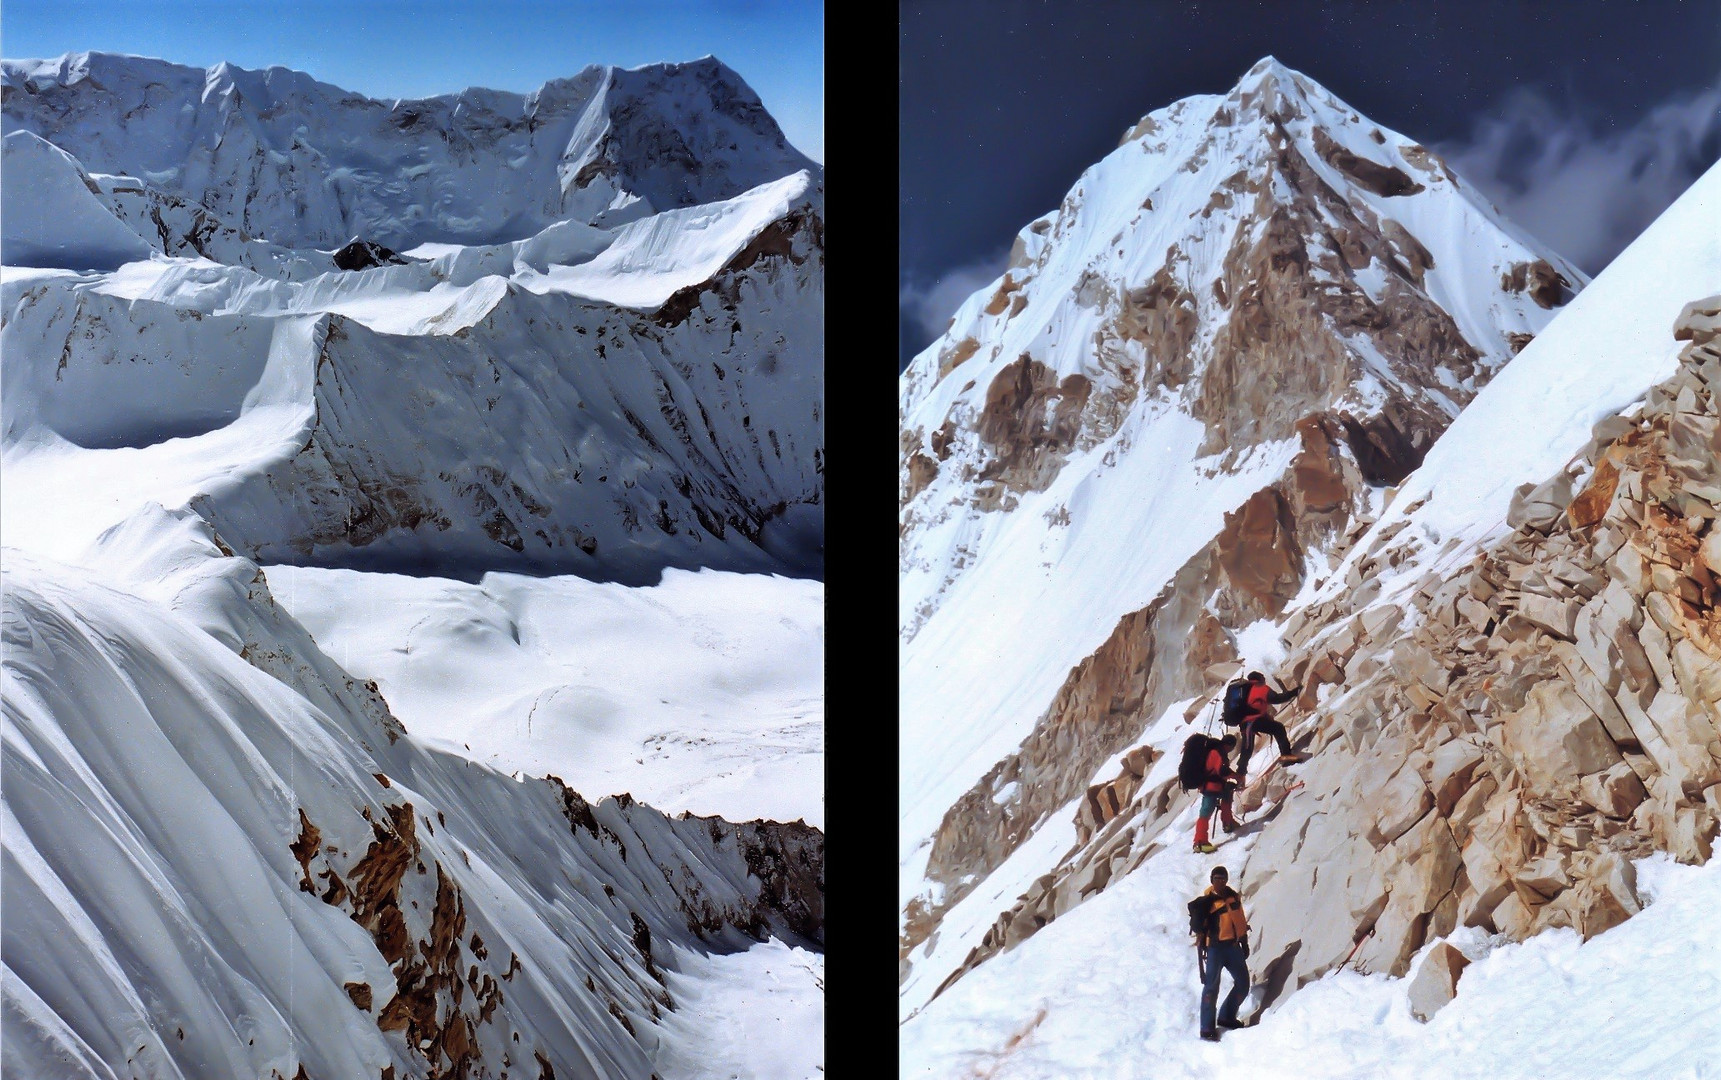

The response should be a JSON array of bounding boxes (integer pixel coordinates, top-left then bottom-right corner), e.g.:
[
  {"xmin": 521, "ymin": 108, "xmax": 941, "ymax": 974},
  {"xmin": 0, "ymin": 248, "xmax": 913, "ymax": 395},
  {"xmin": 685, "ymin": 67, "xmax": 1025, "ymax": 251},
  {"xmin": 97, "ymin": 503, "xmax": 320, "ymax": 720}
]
[
  {"xmin": 1178, "ymin": 734, "xmax": 1217, "ymax": 791},
  {"xmin": 1220, "ymin": 679, "xmax": 1253, "ymax": 726},
  {"xmin": 1188, "ymin": 894, "xmax": 1216, "ymax": 939}
]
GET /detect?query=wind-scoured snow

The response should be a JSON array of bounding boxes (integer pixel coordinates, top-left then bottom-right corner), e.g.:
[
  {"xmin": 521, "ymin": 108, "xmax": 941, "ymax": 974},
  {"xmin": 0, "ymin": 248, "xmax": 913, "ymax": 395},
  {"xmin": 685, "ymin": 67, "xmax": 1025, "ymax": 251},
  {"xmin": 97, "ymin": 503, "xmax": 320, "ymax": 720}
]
[{"xmin": 3, "ymin": 543, "xmax": 818, "ymax": 1080}]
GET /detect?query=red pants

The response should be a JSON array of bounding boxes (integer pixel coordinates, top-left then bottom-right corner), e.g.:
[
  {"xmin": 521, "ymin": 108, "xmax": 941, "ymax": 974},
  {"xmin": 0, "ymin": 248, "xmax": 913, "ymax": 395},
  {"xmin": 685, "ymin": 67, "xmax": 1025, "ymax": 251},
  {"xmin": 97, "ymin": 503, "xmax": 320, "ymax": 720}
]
[{"xmin": 1194, "ymin": 791, "xmax": 1237, "ymax": 846}]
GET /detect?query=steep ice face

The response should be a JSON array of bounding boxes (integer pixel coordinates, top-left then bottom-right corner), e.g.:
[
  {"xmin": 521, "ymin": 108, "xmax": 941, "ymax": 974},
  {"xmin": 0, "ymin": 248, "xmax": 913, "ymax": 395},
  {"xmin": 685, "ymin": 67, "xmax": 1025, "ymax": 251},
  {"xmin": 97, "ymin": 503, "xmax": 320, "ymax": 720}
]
[
  {"xmin": 2, "ymin": 52, "xmax": 819, "ymax": 249},
  {"xmin": 899, "ymin": 126, "xmax": 1719, "ymax": 1071},
  {"xmin": 897, "ymin": 56, "xmax": 1585, "ymax": 997}
]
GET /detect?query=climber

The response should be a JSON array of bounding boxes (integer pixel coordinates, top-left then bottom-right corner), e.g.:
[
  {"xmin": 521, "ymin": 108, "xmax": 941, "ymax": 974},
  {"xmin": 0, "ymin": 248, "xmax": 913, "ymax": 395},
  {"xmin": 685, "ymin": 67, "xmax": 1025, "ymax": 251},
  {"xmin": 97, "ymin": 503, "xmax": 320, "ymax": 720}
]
[
  {"xmin": 1234, "ymin": 670, "xmax": 1303, "ymax": 781},
  {"xmin": 1191, "ymin": 733, "xmax": 1240, "ymax": 854},
  {"xmin": 1189, "ymin": 865, "xmax": 1251, "ymax": 1041}
]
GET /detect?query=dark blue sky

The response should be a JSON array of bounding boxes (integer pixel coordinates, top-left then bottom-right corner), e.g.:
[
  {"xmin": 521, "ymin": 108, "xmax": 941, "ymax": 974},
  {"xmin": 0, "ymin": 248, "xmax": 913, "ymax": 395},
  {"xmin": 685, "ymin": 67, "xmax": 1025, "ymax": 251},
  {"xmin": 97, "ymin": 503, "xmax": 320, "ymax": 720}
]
[
  {"xmin": 900, "ymin": 1, "xmax": 1721, "ymax": 370},
  {"xmin": 2, "ymin": 0, "xmax": 824, "ymax": 162}
]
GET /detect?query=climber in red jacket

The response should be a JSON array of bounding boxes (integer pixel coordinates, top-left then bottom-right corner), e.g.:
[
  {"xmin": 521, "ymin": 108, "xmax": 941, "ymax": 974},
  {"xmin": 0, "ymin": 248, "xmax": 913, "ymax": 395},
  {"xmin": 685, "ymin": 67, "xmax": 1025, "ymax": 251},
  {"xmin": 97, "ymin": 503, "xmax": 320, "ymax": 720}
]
[
  {"xmin": 1192, "ymin": 733, "xmax": 1240, "ymax": 854},
  {"xmin": 1235, "ymin": 670, "xmax": 1303, "ymax": 781}
]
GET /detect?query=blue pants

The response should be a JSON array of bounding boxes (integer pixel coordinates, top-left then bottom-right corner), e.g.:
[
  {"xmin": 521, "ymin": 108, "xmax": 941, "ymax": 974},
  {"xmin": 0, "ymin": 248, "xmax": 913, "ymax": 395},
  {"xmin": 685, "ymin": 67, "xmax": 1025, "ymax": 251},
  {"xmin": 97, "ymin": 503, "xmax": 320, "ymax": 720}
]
[{"xmin": 1200, "ymin": 939, "xmax": 1250, "ymax": 1032}]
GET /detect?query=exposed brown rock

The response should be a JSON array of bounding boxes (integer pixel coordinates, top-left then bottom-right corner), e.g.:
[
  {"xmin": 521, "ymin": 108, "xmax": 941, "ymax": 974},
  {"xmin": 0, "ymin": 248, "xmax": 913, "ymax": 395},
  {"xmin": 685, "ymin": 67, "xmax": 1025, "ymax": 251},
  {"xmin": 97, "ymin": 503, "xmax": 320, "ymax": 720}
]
[
  {"xmin": 290, "ymin": 809, "xmax": 321, "ymax": 893},
  {"xmin": 1216, "ymin": 487, "xmax": 1303, "ymax": 612},
  {"xmin": 1313, "ymin": 128, "xmax": 1425, "ymax": 197},
  {"xmin": 975, "ymin": 357, "xmax": 1094, "ymax": 495},
  {"xmin": 1501, "ymin": 260, "xmax": 1574, "ymax": 309},
  {"xmin": 1293, "ymin": 416, "xmax": 1355, "ymax": 513},
  {"xmin": 344, "ymin": 981, "xmax": 373, "ymax": 1011}
]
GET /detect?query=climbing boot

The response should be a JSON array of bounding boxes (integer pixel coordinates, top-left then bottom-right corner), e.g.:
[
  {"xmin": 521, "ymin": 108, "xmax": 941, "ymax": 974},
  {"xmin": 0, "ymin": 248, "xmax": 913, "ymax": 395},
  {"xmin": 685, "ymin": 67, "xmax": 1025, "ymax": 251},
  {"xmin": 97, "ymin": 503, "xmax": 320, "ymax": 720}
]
[
  {"xmin": 1199, "ymin": 1030, "xmax": 1220, "ymax": 1042},
  {"xmin": 1218, "ymin": 1017, "xmax": 1247, "ymax": 1030},
  {"xmin": 1193, "ymin": 842, "xmax": 1217, "ymax": 854}
]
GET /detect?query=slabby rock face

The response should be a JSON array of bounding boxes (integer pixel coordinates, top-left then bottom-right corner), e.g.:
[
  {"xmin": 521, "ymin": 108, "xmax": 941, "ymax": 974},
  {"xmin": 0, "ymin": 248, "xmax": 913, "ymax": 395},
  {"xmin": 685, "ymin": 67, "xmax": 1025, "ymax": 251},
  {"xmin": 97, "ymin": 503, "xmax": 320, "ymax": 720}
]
[
  {"xmin": 899, "ymin": 58, "xmax": 1579, "ymax": 985},
  {"xmin": 1237, "ymin": 294, "xmax": 1721, "ymax": 997}
]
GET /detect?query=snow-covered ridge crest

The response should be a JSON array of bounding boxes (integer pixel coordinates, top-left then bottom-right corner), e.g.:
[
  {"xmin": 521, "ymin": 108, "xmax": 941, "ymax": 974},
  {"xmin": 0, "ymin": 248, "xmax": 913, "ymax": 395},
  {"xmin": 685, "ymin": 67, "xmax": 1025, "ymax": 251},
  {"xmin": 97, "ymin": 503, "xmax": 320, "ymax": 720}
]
[
  {"xmin": 897, "ymin": 55, "xmax": 1585, "ymax": 1002},
  {"xmin": 2, "ymin": 50, "xmax": 818, "ymax": 248},
  {"xmin": 2, "ymin": 135, "xmax": 824, "ymax": 582}
]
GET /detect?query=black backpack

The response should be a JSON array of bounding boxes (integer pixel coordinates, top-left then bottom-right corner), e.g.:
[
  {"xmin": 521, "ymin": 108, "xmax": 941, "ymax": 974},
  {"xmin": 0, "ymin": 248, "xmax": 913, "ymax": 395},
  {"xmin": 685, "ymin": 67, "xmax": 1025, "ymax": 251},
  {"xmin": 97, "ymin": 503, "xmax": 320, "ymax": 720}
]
[
  {"xmin": 1220, "ymin": 679, "xmax": 1252, "ymax": 726},
  {"xmin": 1177, "ymin": 734, "xmax": 1217, "ymax": 791},
  {"xmin": 1188, "ymin": 894, "xmax": 1216, "ymax": 938}
]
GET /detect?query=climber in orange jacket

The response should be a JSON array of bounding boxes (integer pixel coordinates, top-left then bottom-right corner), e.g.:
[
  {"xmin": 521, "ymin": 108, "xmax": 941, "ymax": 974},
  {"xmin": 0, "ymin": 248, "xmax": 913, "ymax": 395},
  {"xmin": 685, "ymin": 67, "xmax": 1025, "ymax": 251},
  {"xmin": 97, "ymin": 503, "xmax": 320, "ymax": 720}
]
[
  {"xmin": 1192, "ymin": 733, "xmax": 1239, "ymax": 855},
  {"xmin": 1234, "ymin": 670, "xmax": 1303, "ymax": 781},
  {"xmin": 1189, "ymin": 864, "xmax": 1251, "ymax": 1041}
]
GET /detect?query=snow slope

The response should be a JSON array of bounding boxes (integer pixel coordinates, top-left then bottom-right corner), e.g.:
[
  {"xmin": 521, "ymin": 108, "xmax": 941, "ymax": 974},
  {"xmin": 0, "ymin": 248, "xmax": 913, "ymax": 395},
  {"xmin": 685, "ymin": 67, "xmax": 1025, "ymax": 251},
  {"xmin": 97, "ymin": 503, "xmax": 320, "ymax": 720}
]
[
  {"xmin": 267, "ymin": 564, "xmax": 824, "ymax": 827},
  {"xmin": 4, "ymin": 541, "xmax": 821, "ymax": 1080},
  {"xmin": 901, "ymin": 832, "xmax": 1720, "ymax": 1080},
  {"xmin": 0, "ymin": 131, "xmax": 151, "ymax": 270},
  {"xmin": 2, "ymin": 164, "xmax": 823, "ymax": 584},
  {"xmin": 899, "ymin": 147, "xmax": 1721, "ymax": 1080}
]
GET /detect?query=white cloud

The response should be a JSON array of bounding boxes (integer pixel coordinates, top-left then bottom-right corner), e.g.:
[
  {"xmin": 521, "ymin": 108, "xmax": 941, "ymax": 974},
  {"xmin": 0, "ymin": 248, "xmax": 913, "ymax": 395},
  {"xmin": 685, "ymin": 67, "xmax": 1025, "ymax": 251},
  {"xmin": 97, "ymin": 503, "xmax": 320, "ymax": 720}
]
[
  {"xmin": 1439, "ymin": 84, "xmax": 1721, "ymax": 274},
  {"xmin": 899, "ymin": 247, "xmax": 1010, "ymax": 352}
]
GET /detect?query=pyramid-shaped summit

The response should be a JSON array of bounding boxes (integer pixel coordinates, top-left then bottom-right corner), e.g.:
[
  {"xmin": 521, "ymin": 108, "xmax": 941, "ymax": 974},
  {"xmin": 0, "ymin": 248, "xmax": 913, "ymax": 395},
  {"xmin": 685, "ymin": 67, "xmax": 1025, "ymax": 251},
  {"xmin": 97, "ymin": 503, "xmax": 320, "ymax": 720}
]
[{"xmin": 898, "ymin": 56, "xmax": 1586, "ymax": 1014}]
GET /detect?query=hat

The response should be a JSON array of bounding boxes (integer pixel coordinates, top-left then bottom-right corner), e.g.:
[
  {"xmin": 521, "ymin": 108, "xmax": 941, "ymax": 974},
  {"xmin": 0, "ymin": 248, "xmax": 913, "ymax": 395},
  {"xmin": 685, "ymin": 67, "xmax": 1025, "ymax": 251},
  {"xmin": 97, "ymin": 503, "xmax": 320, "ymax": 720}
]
[{"xmin": 1247, "ymin": 670, "xmax": 1265, "ymax": 682}]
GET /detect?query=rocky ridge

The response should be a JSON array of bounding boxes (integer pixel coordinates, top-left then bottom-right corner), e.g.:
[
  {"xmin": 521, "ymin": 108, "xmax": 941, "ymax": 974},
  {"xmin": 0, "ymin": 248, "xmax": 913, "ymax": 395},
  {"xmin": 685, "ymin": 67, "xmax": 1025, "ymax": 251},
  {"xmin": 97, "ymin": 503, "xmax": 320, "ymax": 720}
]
[{"xmin": 915, "ymin": 295, "xmax": 1721, "ymax": 1011}]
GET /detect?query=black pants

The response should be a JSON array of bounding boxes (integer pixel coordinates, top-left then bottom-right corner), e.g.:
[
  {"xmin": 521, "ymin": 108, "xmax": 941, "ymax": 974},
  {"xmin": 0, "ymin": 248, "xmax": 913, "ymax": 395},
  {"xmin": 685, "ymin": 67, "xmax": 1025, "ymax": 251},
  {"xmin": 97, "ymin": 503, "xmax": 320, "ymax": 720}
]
[{"xmin": 1236, "ymin": 718, "xmax": 1291, "ymax": 778}]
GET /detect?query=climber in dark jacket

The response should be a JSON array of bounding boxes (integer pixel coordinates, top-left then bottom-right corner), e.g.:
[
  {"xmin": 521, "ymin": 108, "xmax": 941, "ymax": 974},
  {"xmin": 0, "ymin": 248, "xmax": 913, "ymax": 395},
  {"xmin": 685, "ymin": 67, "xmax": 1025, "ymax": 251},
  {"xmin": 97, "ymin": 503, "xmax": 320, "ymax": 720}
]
[
  {"xmin": 1235, "ymin": 670, "xmax": 1303, "ymax": 780},
  {"xmin": 1192, "ymin": 865, "xmax": 1251, "ymax": 1041},
  {"xmin": 1192, "ymin": 733, "xmax": 1239, "ymax": 854}
]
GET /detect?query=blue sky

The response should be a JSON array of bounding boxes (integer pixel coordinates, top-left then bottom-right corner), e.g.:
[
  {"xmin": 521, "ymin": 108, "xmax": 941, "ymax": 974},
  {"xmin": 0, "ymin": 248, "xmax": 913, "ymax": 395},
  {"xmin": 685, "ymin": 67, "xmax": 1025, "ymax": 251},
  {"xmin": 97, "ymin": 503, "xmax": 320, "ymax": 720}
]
[{"xmin": 2, "ymin": 0, "xmax": 823, "ymax": 162}]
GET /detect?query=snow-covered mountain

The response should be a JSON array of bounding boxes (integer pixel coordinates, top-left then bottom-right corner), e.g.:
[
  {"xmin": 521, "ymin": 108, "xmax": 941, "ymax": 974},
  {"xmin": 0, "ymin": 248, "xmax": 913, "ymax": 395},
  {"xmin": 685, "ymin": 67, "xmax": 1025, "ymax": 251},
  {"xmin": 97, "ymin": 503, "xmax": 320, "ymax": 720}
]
[
  {"xmin": 2, "ymin": 52, "xmax": 816, "ymax": 247},
  {"xmin": 900, "ymin": 54, "xmax": 1721, "ymax": 1075},
  {"xmin": 3, "ymin": 55, "xmax": 824, "ymax": 584},
  {"xmin": 899, "ymin": 56, "xmax": 1580, "ymax": 977},
  {"xmin": 3, "ymin": 52, "xmax": 823, "ymax": 1079}
]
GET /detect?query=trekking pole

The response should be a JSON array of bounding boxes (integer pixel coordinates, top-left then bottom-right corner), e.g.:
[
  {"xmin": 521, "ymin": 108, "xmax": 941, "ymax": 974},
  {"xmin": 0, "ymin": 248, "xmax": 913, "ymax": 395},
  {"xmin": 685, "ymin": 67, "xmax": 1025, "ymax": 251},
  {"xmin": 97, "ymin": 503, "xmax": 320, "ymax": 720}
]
[{"xmin": 1201, "ymin": 695, "xmax": 1221, "ymax": 736}]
